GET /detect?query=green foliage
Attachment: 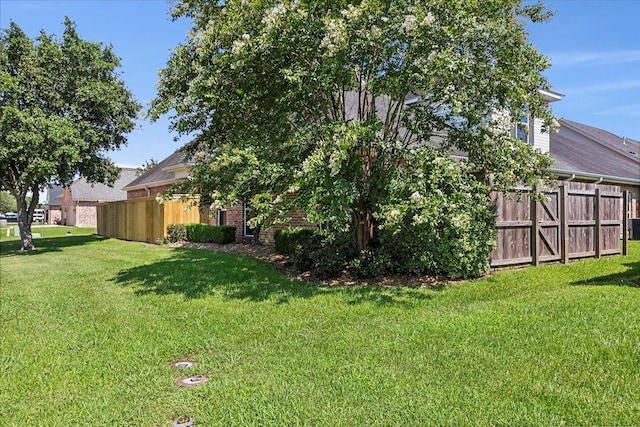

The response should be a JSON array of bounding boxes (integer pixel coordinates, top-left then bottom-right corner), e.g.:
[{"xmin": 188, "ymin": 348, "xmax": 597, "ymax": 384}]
[
  {"xmin": 0, "ymin": 190, "xmax": 16, "ymax": 213},
  {"xmin": 153, "ymin": 0, "xmax": 556, "ymax": 274},
  {"xmin": 379, "ymin": 149, "xmax": 497, "ymax": 279},
  {"xmin": 166, "ymin": 223, "xmax": 187, "ymax": 243},
  {"xmin": 185, "ymin": 223, "xmax": 236, "ymax": 244},
  {"xmin": 273, "ymin": 227, "xmax": 316, "ymax": 256},
  {"xmin": 292, "ymin": 230, "xmax": 358, "ymax": 279},
  {"xmin": 136, "ymin": 158, "xmax": 158, "ymax": 177},
  {"xmin": 0, "ymin": 19, "xmax": 140, "ymax": 250},
  {"xmin": 350, "ymin": 248, "xmax": 394, "ymax": 279},
  {"xmin": 293, "ymin": 151, "xmax": 496, "ymax": 279}
]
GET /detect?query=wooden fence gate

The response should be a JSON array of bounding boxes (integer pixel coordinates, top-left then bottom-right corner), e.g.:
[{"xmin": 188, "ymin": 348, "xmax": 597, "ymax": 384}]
[{"xmin": 491, "ymin": 181, "xmax": 629, "ymax": 268}]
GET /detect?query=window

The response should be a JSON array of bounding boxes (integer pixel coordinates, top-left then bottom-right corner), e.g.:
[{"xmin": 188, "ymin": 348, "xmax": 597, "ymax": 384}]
[
  {"xmin": 216, "ymin": 209, "xmax": 227, "ymax": 226},
  {"xmin": 243, "ymin": 202, "xmax": 255, "ymax": 237},
  {"xmin": 512, "ymin": 109, "xmax": 533, "ymax": 145}
]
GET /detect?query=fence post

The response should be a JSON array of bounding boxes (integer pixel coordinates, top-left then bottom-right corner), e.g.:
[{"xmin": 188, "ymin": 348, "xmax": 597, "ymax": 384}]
[
  {"xmin": 595, "ymin": 187, "xmax": 601, "ymax": 258},
  {"xmin": 622, "ymin": 190, "xmax": 629, "ymax": 256},
  {"xmin": 560, "ymin": 183, "xmax": 569, "ymax": 263},
  {"xmin": 532, "ymin": 187, "xmax": 539, "ymax": 266}
]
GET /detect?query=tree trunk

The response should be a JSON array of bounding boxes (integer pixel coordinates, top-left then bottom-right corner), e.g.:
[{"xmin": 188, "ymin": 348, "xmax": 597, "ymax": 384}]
[
  {"xmin": 15, "ymin": 189, "xmax": 39, "ymax": 251},
  {"xmin": 354, "ymin": 201, "xmax": 374, "ymax": 252},
  {"xmin": 251, "ymin": 223, "xmax": 262, "ymax": 246},
  {"xmin": 18, "ymin": 209, "xmax": 34, "ymax": 251}
]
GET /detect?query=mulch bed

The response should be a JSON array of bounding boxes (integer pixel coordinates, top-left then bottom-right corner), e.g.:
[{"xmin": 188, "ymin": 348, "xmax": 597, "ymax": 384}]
[{"xmin": 169, "ymin": 241, "xmax": 448, "ymax": 288}]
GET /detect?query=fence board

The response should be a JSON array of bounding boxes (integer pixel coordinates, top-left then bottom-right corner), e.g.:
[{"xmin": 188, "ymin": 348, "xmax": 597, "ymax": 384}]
[
  {"xmin": 491, "ymin": 181, "xmax": 627, "ymax": 268},
  {"xmin": 97, "ymin": 197, "xmax": 201, "ymax": 243}
]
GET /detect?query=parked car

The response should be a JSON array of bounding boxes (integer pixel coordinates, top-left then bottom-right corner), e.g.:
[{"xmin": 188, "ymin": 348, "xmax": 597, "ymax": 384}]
[
  {"xmin": 33, "ymin": 209, "xmax": 45, "ymax": 223},
  {"xmin": 5, "ymin": 212, "xmax": 18, "ymax": 223}
]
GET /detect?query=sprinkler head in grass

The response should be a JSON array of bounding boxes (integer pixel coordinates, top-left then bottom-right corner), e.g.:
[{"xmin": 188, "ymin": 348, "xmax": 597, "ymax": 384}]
[
  {"xmin": 169, "ymin": 360, "xmax": 197, "ymax": 369},
  {"xmin": 172, "ymin": 415, "xmax": 195, "ymax": 427},
  {"xmin": 176, "ymin": 375, "xmax": 208, "ymax": 387}
]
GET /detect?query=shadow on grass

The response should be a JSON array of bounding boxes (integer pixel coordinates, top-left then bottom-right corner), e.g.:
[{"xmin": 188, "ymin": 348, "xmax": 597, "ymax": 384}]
[
  {"xmin": 0, "ymin": 235, "xmax": 104, "ymax": 256},
  {"xmin": 570, "ymin": 261, "xmax": 640, "ymax": 288},
  {"xmin": 111, "ymin": 247, "xmax": 434, "ymax": 306}
]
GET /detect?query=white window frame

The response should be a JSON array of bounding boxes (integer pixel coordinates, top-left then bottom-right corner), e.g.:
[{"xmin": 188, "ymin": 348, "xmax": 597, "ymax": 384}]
[
  {"xmin": 216, "ymin": 209, "xmax": 227, "ymax": 226},
  {"xmin": 243, "ymin": 202, "xmax": 254, "ymax": 237},
  {"xmin": 512, "ymin": 111, "xmax": 534, "ymax": 146}
]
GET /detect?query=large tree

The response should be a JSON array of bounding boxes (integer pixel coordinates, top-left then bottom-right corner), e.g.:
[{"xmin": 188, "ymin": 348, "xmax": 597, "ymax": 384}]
[
  {"xmin": 152, "ymin": 0, "xmax": 555, "ymax": 250},
  {"xmin": 0, "ymin": 19, "xmax": 140, "ymax": 250}
]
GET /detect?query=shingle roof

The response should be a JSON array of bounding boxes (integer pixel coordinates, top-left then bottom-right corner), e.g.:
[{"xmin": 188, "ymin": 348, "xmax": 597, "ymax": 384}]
[
  {"xmin": 122, "ymin": 148, "xmax": 190, "ymax": 190},
  {"xmin": 550, "ymin": 119, "xmax": 640, "ymax": 182},
  {"xmin": 47, "ymin": 185, "xmax": 64, "ymax": 206},
  {"xmin": 47, "ymin": 168, "xmax": 138, "ymax": 204},
  {"xmin": 70, "ymin": 168, "xmax": 138, "ymax": 201}
]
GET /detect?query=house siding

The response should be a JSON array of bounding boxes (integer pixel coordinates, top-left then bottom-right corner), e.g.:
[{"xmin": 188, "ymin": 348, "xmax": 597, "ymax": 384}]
[{"xmin": 531, "ymin": 117, "xmax": 550, "ymax": 153}]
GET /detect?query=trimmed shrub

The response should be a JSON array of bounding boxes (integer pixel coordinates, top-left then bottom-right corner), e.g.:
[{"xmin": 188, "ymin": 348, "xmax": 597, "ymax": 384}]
[
  {"xmin": 292, "ymin": 230, "xmax": 357, "ymax": 279},
  {"xmin": 350, "ymin": 248, "xmax": 393, "ymax": 279},
  {"xmin": 166, "ymin": 224, "xmax": 187, "ymax": 243},
  {"xmin": 274, "ymin": 227, "xmax": 316, "ymax": 255},
  {"xmin": 185, "ymin": 223, "xmax": 237, "ymax": 244}
]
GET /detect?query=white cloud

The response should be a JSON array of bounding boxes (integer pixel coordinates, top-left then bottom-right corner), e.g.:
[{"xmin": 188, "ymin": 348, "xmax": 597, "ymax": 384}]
[
  {"xmin": 564, "ymin": 79, "xmax": 640, "ymax": 95},
  {"xmin": 593, "ymin": 104, "xmax": 640, "ymax": 118},
  {"xmin": 549, "ymin": 50, "xmax": 640, "ymax": 67}
]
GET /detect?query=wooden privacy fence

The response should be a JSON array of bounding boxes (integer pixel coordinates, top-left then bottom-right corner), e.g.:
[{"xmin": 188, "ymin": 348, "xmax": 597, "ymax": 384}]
[
  {"xmin": 97, "ymin": 197, "xmax": 202, "ymax": 243},
  {"xmin": 491, "ymin": 181, "xmax": 629, "ymax": 268}
]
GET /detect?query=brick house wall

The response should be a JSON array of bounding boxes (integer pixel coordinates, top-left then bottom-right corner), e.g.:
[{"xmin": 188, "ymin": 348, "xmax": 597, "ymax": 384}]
[
  {"xmin": 59, "ymin": 188, "xmax": 74, "ymax": 226},
  {"xmin": 75, "ymin": 202, "xmax": 98, "ymax": 227},
  {"xmin": 46, "ymin": 207, "xmax": 62, "ymax": 225},
  {"xmin": 207, "ymin": 203, "xmax": 316, "ymax": 243},
  {"xmin": 618, "ymin": 184, "xmax": 640, "ymax": 239},
  {"xmin": 619, "ymin": 184, "xmax": 640, "ymax": 219}
]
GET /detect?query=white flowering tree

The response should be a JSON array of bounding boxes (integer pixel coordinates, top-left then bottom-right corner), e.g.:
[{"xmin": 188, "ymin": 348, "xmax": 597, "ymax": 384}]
[{"xmin": 152, "ymin": 0, "xmax": 554, "ymax": 256}]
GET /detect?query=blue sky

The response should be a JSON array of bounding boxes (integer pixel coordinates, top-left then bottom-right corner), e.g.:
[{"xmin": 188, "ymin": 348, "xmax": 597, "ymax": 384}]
[{"xmin": 1, "ymin": 0, "xmax": 639, "ymax": 169}]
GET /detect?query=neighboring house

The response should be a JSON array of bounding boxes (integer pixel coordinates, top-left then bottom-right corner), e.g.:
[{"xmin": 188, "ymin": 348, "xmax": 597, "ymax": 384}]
[
  {"xmin": 549, "ymin": 119, "xmax": 640, "ymax": 219},
  {"xmin": 123, "ymin": 149, "xmax": 313, "ymax": 242},
  {"xmin": 46, "ymin": 168, "xmax": 137, "ymax": 227},
  {"xmin": 123, "ymin": 150, "xmax": 193, "ymax": 199}
]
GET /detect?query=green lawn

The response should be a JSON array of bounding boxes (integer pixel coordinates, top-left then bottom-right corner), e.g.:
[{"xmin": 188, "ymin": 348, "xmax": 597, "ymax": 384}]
[
  {"xmin": 1, "ymin": 235, "xmax": 638, "ymax": 426},
  {"xmin": 0, "ymin": 225, "xmax": 97, "ymax": 241}
]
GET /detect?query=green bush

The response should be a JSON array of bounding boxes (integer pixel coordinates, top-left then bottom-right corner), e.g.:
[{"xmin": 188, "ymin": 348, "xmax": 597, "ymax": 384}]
[
  {"xmin": 274, "ymin": 227, "xmax": 316, "ymax": 255},
  {"xmin": 292, "ymin": 230, "xmax": 357, "ymax": 279},
  {"xmin": 378, "ymin": 149, "xmax": 496, "ymax": 279},
  {"xmin": 350, "ymin": 248, "xmax": 393, "ymax": 279},
  {"xmin": 166, "ymin": 224, "xmax": 187, "ymax": 243},
  {"xmin": 184, "ymin": 223, "xmax": 237, "ymax": 244}
]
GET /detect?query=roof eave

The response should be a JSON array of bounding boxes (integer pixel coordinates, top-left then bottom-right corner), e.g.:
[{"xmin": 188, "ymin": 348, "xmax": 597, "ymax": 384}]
[
  {"xmin": 161, "ymin": 163, "xmax": 195, "ymax": 174},
  {"xmin": 539, "ymin": 89, "xmax": 564, "ymax": 103},
  {"xmin": 122, "ymin": 177, "xmax": 185, "ymax": 192},
  {"xmin": 552, "ymin": 168, "xmax": 640, "ymax": 186}
]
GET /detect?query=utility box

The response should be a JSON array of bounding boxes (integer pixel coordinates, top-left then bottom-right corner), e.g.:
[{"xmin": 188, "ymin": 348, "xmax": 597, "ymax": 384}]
[{"xmin": 630, "ymin": 218, "xmax": 640, "ymax": 240}]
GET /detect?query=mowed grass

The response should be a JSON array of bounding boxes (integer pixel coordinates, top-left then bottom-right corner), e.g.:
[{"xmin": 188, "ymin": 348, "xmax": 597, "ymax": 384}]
[
  {"xmin": 0, "ymin": 225, "xmax": 97, "ymax": 242},
  {"xmin": 0, "ymin": 236, "xmax": 638, "ymax": 426}
]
